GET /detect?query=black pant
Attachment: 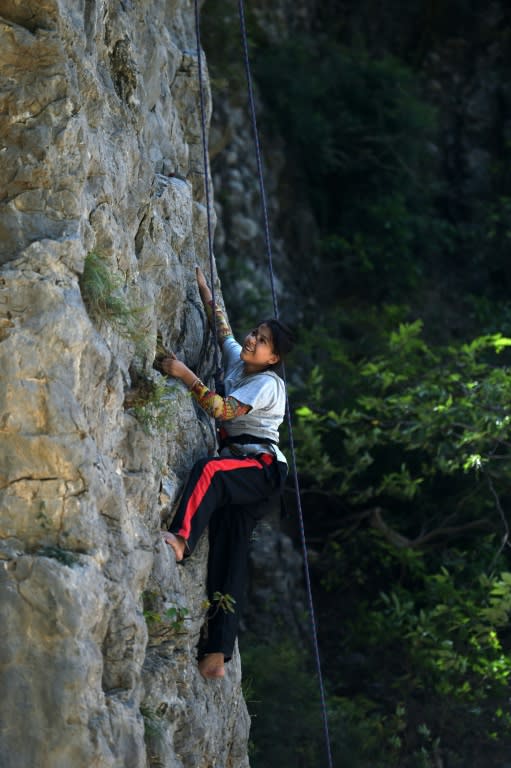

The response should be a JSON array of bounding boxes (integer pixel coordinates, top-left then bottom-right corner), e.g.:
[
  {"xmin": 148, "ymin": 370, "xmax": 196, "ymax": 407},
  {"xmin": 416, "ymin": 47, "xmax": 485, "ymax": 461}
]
[{"xmin": 169, "ymin": 453, "xmax": 286, "ymax": 661}]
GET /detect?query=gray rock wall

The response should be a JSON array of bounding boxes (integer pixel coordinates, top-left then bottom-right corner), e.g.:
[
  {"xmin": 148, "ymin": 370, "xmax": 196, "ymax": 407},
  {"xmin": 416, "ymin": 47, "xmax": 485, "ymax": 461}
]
[{"xmin": 0, "ymin": 1, "xmax": 249, "ymax": 766}]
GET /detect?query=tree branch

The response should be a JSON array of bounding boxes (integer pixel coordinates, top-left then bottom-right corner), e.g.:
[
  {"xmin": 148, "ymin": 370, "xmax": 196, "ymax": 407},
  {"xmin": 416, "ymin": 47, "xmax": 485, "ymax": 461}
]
[{"xmin": 369, "ymin": 508, "xmax": 491, "ymax": 549}]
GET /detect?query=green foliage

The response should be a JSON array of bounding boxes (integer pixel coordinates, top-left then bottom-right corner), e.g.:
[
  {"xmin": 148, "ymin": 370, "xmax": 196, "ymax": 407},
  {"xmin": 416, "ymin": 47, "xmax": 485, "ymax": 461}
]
[
  {"xmin": 296, "ymin": 324, "xmax": 511, "ymax": 517},
  {"xmin": 143, "ymin": 591, "xmax": 189, "ymax": 639},
  {"xmin": 377, "ymin": 567, "xmax": 511, "ymax": 702},
  {"xmin": 324, "ymin": 533, "xmax": 511, "ymax": 766},
  {"xmin": 142, "ymin": 591, "xmax": 235, "ymax": 647},
  {"xmin": 80, "ymin": 251, "xmax": 147, "ymax": 348},
  {"xmin": 288, "ymin": 321, "xmax": 511, "ymax": 766},
  {"xmin": 128, "ymin": 379, "xmax": 178, "ymax": 434},
  {"xmin": 209, "ymin": 591, "xmax": 236, "ymax": 615}
]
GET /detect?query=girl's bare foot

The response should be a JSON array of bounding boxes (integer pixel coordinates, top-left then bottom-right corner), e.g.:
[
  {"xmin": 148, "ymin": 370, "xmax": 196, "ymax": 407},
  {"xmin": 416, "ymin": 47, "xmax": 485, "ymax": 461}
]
[
  {"xmin": 198, "ymin": 653, "xmax": 225, "ymax": 679},
  {"xmin": 161, "ymin": 531, "xmax": 186, "ymax": 562}
]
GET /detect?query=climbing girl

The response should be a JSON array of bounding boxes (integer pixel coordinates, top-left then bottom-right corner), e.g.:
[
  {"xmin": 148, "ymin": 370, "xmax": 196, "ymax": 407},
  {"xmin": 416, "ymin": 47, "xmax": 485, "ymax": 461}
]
[{"xmin": 160, "ymin": 266, "xmax": 294, "ymax": 680}]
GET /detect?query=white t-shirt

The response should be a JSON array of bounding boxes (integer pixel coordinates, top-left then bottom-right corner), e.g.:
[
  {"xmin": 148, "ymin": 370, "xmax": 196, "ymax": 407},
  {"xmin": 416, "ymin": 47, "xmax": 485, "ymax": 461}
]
[{"xmin": 220, "ymin": 336, "xmax": 287, "ymax": 465}]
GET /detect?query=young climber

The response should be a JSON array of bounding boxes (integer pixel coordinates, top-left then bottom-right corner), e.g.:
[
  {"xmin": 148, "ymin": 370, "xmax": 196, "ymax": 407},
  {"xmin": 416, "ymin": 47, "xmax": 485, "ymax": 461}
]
[{"xmin": 160, "ymin": 266, "xmax": 294, "ymax": 680}]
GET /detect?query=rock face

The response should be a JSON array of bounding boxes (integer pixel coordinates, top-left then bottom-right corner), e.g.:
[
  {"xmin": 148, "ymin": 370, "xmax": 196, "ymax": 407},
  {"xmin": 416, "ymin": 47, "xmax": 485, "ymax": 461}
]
[{"xmin": 0, "ymin": 1, "xmax": 250, "ymax": 766}]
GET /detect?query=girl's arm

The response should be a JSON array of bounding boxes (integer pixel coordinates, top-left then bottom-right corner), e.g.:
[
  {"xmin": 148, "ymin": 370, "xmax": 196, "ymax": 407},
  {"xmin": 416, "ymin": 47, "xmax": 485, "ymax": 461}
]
[
  {"xmin": 161, "ymin": 355, "xmax": 250, "ymax": 420},
  {"xmin": 196, "ymin": 267, "xmax": 233, "ymax": 347},
  {"xmin": 190, "ymin": 378, "xmax": 250, "ymax": 420}
]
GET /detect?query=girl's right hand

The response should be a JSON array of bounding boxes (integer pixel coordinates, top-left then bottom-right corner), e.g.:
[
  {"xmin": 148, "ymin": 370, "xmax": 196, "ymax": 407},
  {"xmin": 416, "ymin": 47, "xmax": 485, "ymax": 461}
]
[{"xmin": 161, "ymin": 354, "xmax": 190, "ymax": 380}]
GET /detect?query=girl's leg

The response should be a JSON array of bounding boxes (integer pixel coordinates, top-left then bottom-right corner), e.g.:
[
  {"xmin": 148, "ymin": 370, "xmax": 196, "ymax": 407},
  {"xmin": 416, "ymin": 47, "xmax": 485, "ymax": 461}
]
[
  {"xmin": 202, "ymin": 501, "xmax": 264, "ymax": 662},
  {"xmin": 168, "ymin": 454, "xmax": 278, "ymax": 555},
  {"xmin": 164, "ymin": 455, "xmax": 284, "ymax": 677},
  {"xmin": 198, "ymin": 501, "xmax": 265, "ymax": 678}
]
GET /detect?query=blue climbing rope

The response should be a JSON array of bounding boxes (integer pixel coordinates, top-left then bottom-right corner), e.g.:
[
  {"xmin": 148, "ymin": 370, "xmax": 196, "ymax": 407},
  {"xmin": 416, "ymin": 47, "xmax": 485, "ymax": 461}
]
[
  {"xmin": 236, "ymin": 2, "xmax": 335, "ymax": 767},
  {"xmin": 193, "ymin": 2, "xmax": 334, "ymax": 766}
]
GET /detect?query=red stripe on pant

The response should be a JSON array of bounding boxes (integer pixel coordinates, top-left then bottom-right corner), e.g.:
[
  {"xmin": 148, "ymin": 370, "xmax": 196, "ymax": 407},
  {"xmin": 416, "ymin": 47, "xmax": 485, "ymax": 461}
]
[{"xmin": 177, "ymin": 453, "xmax": 273, "ymax": 541}]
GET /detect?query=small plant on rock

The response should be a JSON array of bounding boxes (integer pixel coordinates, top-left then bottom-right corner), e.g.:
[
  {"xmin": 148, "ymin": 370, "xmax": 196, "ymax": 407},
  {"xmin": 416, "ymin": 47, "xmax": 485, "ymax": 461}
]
[
  {"xmin": 125, "ymin": 376, "xmax": 177, "ymax": 434},
  {"xmin": 143, "ymin": 591, "xmax": 189, "ymax": 642},
  {"xmin": 140, "ymin": 705, "xmax": 164, "ymax": 737},
  {"xmin": 207, "ymin": 591, "xmax": 236, "ymax": 616},
  {"xmin": 37, "ymin": 545, "xmax": 80, "ymax": 567},
  {"xmin": 80, "ymin": 250, "xmax": 147, "ymax": 348}
]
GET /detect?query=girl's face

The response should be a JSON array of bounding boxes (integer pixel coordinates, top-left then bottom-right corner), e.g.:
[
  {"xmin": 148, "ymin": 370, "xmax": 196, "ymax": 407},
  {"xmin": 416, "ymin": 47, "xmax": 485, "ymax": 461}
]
[{"xmin": 240, "ymin": 323, "xmax": 280, "ymax": 371}]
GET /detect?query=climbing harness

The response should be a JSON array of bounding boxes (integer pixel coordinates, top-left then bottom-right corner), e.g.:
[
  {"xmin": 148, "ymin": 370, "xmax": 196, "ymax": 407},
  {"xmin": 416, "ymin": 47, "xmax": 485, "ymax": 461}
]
[{"xmin": 193, "ymin": 3, "xmax": 334, "ymax": 767}]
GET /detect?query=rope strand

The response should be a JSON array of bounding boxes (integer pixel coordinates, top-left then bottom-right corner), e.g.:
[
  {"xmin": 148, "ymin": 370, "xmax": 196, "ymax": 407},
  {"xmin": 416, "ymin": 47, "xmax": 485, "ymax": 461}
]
[
  {"xmin": 236, "ymin": 3, "xmax": 334, "ymax": 766},
  {"xmin": 236, "ymin": 0, "xmax": 279, "ymax": 318},
  {"xmin": 193, "ymin": 1, "xmax": 222, "ymax": 390}
]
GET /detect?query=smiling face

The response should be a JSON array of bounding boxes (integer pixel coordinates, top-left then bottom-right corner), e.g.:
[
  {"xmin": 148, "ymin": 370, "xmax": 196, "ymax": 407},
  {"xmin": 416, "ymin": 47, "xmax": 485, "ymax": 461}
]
[{"xmin": 240, "ymin": 323, "xmax": 280, "ymax": 373}]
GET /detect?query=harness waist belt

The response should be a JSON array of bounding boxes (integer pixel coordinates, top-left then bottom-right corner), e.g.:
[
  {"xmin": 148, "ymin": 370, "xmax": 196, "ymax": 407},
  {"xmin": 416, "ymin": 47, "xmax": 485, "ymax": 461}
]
[{"xmin": 219, "ymin": 432, "xmax": 277, "ymax": 448}]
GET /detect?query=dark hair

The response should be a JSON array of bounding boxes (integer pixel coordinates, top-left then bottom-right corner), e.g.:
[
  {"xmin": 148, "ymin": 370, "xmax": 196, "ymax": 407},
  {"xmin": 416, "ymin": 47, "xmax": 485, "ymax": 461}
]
[{"xmin": 260, "ymin": 318, "xmax": 295, "ymax": 361}]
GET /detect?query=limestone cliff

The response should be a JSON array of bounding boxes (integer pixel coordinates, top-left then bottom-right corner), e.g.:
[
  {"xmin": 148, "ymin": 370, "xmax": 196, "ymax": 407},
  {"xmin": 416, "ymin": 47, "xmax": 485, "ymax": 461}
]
[{"xmin": 0, "ymin": 1, "xmax": 250, "ymax": 766}]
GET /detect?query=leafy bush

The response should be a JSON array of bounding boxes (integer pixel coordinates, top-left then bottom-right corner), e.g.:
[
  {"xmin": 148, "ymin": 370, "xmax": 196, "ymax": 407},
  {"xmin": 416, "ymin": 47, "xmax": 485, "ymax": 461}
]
[
  {"xmin": 319, "ymin": 533, "xmax": 511, "ymax": 767},
  {"xmin": 296, "ymin": 323, "xmax": 511, "ymax": 510},
  {"xmin": 288, "ymin": 322, "xmax": 511, "ymax": 766}
]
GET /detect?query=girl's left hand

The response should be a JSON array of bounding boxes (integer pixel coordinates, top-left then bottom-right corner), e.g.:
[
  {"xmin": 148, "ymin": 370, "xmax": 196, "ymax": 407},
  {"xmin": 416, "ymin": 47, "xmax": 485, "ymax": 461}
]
[{"xmin": 196, "ymin": 265, "xmax": 212, "ymax": 303}]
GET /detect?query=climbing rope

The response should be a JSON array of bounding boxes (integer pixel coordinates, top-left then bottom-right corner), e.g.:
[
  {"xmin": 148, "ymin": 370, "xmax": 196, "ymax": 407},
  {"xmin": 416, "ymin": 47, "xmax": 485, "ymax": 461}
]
[
  {"xmin": 193, "ymin": 2, "xmax": 334, "ymax": 766},
  {"xmin": 236, "ymin": 3, "xmax": 335, "ymax": 766},
  {"xmin": 193, "ymin": 0, "xmax": 223, "ymax": 393}
]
